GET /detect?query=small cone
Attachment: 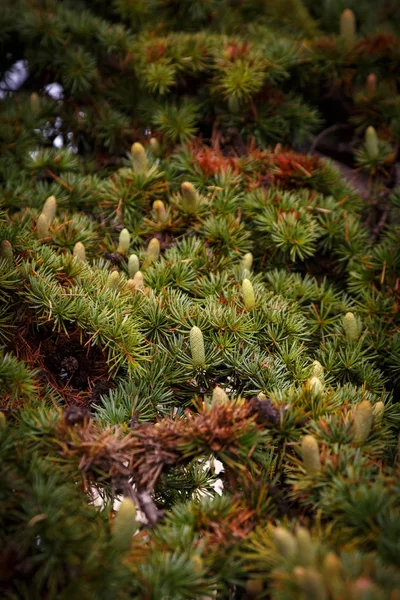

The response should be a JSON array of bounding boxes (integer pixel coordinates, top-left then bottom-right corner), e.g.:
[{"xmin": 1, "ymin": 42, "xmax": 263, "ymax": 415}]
[
  {"xmin": 128, "ymin": 254, "xmax": 140, "ymax": 278},
  {"xmin": 73, "ymin": 242, "xmax": 86, "ymax": 263},
  {"xmin": 323, "ymin": 552, "xmax": 342, "ymax": 579},
  {"xmin": 307, "ymin": 376, "xmax": 324, "ymax": 398},
  {"xmin": 147, "ymin": 238, "xmax": 160, "ymax": 263},
  {"xmin": 117, "ymin": 228, "xmax": 130, "ymax": 255},
  {"xmin": 343, "ymin": 312, "xmax": 359, "ymax": 342},
  {"xmin": 365, "ymin": 126, "xmax": 379, "ymax": 160},
  {"xmin": 181, "ymin": 182, "xmax": 198, "ymax": 214},
  {"xmin": 301, "ymin": 435, "xmax": 321, "ymax": 475},
  {"xmin": 353, "ymin": 400, "xmax": 373, "ymax": 444},
  {"xmin": 296, "ymin": 527, "xmax": 315, "ymax": 565},
  {"xmin": 372, "ymin": 401, "xmax": 384, "ymax": 421},
  {"xmin": 0, "ymin": 241, "xmax": 13, "ymax": 265},
  {"xmin": 132, "ymin": 271, "xmax": 144, "ymax": 290},
  {"xmin": 311, "ymin": 360, "xmax": 324, "ymax": 382},
  {"xmin": 272, "ymin": 527, "xmax": 297, "ymax": 560},
  {"xmin": 132, "ymin": 142, "xmax": 148, "ymax": 174},
  {"xmin": 106, "ymin": 270, "xmax": 120, "ymax": 290},
  {"xmin": 242, "ymin": 278, "xmax": 255, "ymax": 310},
  {"xmin": 149, "ymin": 137, "xmax": 161, "ymax": 156},
  {"xmin": 296, "ymin": 568, "xmax": 328, "ymax": 600},
  {"xmin": 190, "ymin": 326, "xmax": 206, "ymax": 368},
  {"xmin": 241, "ymin": 252, "xmax": 253, "ymax": 272},
  {"xmin": 153, "ymin": 200, "xmax": 167, "ymax": 223},
  {"xmin": 112, "ymin": 497, "xmax": 137, "ymax": 553},
  {"xmin": 42, "ymin": 195, "xmax": 57, "ymax": 224},
  {"xmin": 340, "ymin": 9, "xmax": 356, "ymax": 52},
  {"xmin": 37, "ymin": 213, "xmax": 49, "ymax": 239}
]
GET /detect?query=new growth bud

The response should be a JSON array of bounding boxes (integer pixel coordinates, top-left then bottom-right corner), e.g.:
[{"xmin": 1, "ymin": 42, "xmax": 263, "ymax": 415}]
[
  {"xmin": 37, "ymin": 213, "xmax": 49, "ymax": 239},
  {"xmin": 272, "ymin": 527, "xmax": 298, "ymax": 560},
  {"xmin": 241, "ymin": 252, "xmax": 253, "ymax": 272},
  {"xmin": 112, "ymin": 497, "xmax": 137, "ymax": 553},
  {"xmin": 42, "ymin": 195, "xmax": 57, "ymax": 224},
  {"xmin": 117, "ymin": 228, "xmax": 130, "ymax": 255},
  {"xmin": 212, "ymin": 386, "xmax": 228, "ymax": 404},
  {"xmin": 190, "ymin": 326, "xmax": 206, "ymax": 368},
  {"xmin": 128, "ymin": 254, "xmax": 140, "ymax": 278},
  {"xmin": 0, "ymin": 241, "xmax": 13, "ymax": 265},
  {"xmin": 181, "ymin": 182, "xmax": 198, "ymax": 214},
  {"xmin": 153, "ymin": 200, "xmax": 168, "ymax": 223},
  {"xmin": 242, "ymin": 278, "xmax": 255, "ymax": 310},
  {"xmin": 149, "ymin": 137, "xmax": 161, "ymax": 156},
  {"xmin": 365, "ymin": 126, "xmax": 379, "ymax": 160},
  {"xmin": 340, "ymin": 9, "xmax": 356, "ymax": 52},
  {"xmin": 301, "ymin": 435, "xmax": 321, "ymax": 475},
  {"xmin": 353, "ymin": 400, "xmax": 373, "ymax": 444},
  {"xmin": 147, "ymin": 238, "xmax": 160, "ymax": 263},
  {"xmin": 73, "ymin": 242, "xmax": 86, "ymax": 263},
  {"xmin": 343, "ymin": 312, "xmax": 359, "ymax": 342},
  {"xmin": 132, "ymin": 142, "xmax": 148, "ymax": 174},
  {"xmin": 106, "ymin": 270, "xmax": 120, "ymax": 290}
]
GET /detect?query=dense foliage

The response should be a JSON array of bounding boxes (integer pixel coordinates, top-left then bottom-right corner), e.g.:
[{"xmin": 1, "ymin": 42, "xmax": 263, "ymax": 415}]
[{"xmin": 1, "ymin": 1, "xmax": 400, "ymax": 599}]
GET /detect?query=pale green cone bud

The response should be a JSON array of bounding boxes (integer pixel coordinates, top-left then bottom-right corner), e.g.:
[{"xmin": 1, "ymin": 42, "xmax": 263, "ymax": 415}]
[
  {"xmin": 301, "ymin": 435, "xmax": 321, "ymax": 475},
  {"xmin": 190, "ymin": 326, "xmax": 206, "ymax": 368},
  {"xmin": 0, "ymin": 241, "xmax": 13, "ymax": 265},
  {"xmin": 153, "ymin": 200, "xmax": 167, "ymax": 223},
  {"xmin": 128, "ymin": 254, "xmax": 140, "ymax": 278},
  {"xmin": 353, "ymin": 400, "xmax": 373, "ymax": 444},
  {"xmin": 242, "ymin": 278, "xmax": 255, "ymax": 310},
  {"xmin": 73, "ymin": 242, "xmax": 86, "ymax": 263},
  {"xmin": 372, "ymin": 401, "xmax": 384, "ymax": 421},
  {"xmin": 37, "ymin": 213, "xmax": 49, "ymax": 239},
  {"xmin": 296, "ymin": 527, "xmax": 315, "ymax": 565},
  {"xmin": 343, "ymin": 312, "xmax": 359, "ymax": 342},
  {"xmin": 241, "ymin": 252, "xmax": 253, "ymax": 272},
  {"xmin": 212, "ymin": 386, "xmax": 228, "ymax": 404},
  {"xmin": 132, "ymin": 271, "xmax": 144, "ymax": 290},
  {"xmin": 42, "ymin": 195, "xmax": 57, "ymax": 224},
  {"xmin": 311, "ymin": 360, "xmax": 324, "ymax": 382},
  {"xmin": 365, "ymin": 126, "xmax": 379, "ymax": 160},
  {"xmin": 106, "ymin": 270, "xmax": 120, "ymax": 290},
  {"xmin": 117, "ymin": 228, "xmax": 130, "ymax": 255},
  {"xmin": 366, "ymin": 74, "xmax": 377, "ymax": 96},
  {"xmin": 112, "ymin": 497, "xmax": 137, "ymax": 553},
  {"xmin": 147, "ymin": 238, "xmax": 160, "ymax": 263},
  {"xmin": 149, "ymin": 137, "xmax": 161, "ymax": 156},
  {"xmin": 272, "ymin": 527, "xmax": 297, "ymax": 560},
  {"xmin": 181, "ymin": 182, "xmax": 198, "ymax": 214},
  {"xmin": 307, "ymin": 376, "xmax": 324, "ymax": 398},
  {"xmin": 295, "ymin": 567, "xmax": 328, "ymax": 600},
  {"xmin": 242, "ymin": 268, "xmax": 250, "ymax": 280},
  {"xmin": 340, "ymin": 9, "xmax": 356, "ymax": 52},
  {"xmin": 0, "ymin": 411, "xmax": 6, "ymax": 429},
  {"xmin": 132, "ymin": 142, "xmax": 148, "ymax": 174},
  {"xmin": 30, "ymin": 92, "xmax": 40, "ymax": 115}
]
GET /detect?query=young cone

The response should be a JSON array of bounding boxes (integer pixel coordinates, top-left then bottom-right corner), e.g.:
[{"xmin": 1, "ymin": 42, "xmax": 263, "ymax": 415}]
[
  {"xmin": 42, "ymin": 195, "xmax": 57, "ymax": 224},
  {"xmin": 132, "ymin": 271, "xmax": 144, "ymax": 290},
  {"xmin": 0, "ymin": 240, "xmax": 13, "ymax": 265},
  {"xmin": 241, "ymin": 252, "xmax": 253, "ymax": 272},
  {"xmin": 106, "ymin": 270, "xmax": 120, "ymax": 290},
  {"xmin": 365, "ymin": 126, "xmax": 379, "ymax": 160},
  {"xmin": 242, "ymin": 278, "xmax": 255, "ymax": 310},
  {"xmin": 272, "ymin": 527, "xmax": 298, "ymax": 560},
  {"xmin": 37, "ymin": 213, "xmax": 49, "ymax": 239},
  {"xmin": 117, "ymin": 228, "xmax": 130, "ymax": 255},
  {"xmin": 112, "ymin": 497, "xmax": 137, "ymax": 553},
  {"xmin": 366, "ymin": 74, "xmax": 377, "ymax": 96},
  {"xmin": 30, "ymin": 92, "xmax": 40, "ymax": 115},
  {"xmin": 181, "ymin": 182, "xmax": 198, "ymax": 214},
  {"xmin": 73, "ymin": 242, "xmax": 86, "ymax": 263},
  {"xmin": 343, "ymin": 312, "xmax": 359, "ymax": 342},
  {"xmin": 372, "ymin": 401, "xmax": 384, "ymax": 421},
  {"xmin": 295, "ymin": 568, "xmax": 328, "ymax": 600},
  {"xmin": 128, "ymin": 254, "xmax": 140, "ymax": 278},
  {"xmin": 353, "ymin": 400, "xmax": 373, "ymax": 444},
  {"xmin": 190, "ymin": 326, "xmax": 206, "ymax": 368},
  {"xmin": 149, "ymin": 137, "xmax": 161, "ymax": 156},
  {"xmin": 301, "ymin": 435, "xmax": 321, "ymax": 475},
  {"xmin": 212, "ymin": 386, "xmax": 228, "ymax": 404},
  {"xmin": 153, "ymin": 200, "xmax": 167, "ymax": 223},
  {"xmin": 311, "ymin": 360, "xmax": 324, "ymax": 382},
  {"xmin": 132, "ymin": 142, "xmax": 148, "ymax": 174},
  {"xmin": 147, "ymin": 238, "xmax": 160, "ymax": 263},
  {"xmin": 340, "ymin": 9, "xmax": 356, "ymax": 52}
]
